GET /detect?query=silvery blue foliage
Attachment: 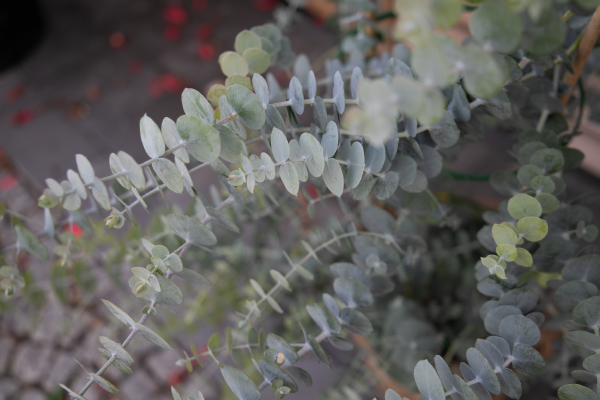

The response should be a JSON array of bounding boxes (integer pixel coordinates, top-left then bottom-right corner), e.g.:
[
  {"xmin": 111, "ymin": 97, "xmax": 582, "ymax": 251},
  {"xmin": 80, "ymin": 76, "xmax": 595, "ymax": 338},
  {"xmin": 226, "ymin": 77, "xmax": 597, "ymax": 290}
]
[{"xmin": 2, "ymin": 1, "xmax": 599, "ymax": 400}]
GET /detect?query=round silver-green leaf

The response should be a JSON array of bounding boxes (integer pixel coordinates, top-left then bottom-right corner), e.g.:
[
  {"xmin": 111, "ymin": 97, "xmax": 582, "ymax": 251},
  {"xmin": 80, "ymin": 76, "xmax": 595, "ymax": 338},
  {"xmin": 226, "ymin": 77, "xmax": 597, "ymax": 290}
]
[
  {"xmin": 140, "ymin": 114, "xmax": 165, "ymax": 158},
  {"xmin": 288, "ymin": 76, "xmax": 304, "ymax": 115},
  {"xmin": 499, "ymin": 314, "xmax": 541, "ymax": 346},
  {"xmin": 306, "ymin": 304, "xmax": 341, "ymax": 334},
  {"xmin": 176, "ymin": 115, "xmax": 221, "ymax": 163},
  {"xmin": 182, "ymin": 88, "xmax": 215, "ymax": 125},
  {"xmin": 166, "ymin": 213, "xmax": 217, "ymax": 246},
  {"xmin": 227, "ymin": 84, "xmax": 266, "ymax": 130}
]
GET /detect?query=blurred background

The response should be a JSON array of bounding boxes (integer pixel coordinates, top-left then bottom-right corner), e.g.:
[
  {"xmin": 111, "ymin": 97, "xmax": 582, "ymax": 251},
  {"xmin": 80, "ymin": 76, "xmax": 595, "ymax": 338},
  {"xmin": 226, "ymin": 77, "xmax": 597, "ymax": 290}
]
[{"xmin": 2, "ymin": 1, "xmax": 600, "ymax": 400}]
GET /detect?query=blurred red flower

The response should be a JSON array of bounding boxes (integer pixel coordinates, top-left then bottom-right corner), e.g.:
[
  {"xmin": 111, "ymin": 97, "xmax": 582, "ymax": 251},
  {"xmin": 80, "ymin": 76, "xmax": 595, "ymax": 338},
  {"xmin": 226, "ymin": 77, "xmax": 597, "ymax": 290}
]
[
  {"xmin": 149, "ymin": 74, "xmax": 185, "ymax": 98},
  {"xmin": 128, "ymin": 60, "xmax": 144, "ymax": 74},
  {"xmin": 253, "ymin": 0, "xmax": 279, "ymax": 11},
  {"xmin": 196, "ymin": 42, "xmax": 216, "ymax": 60},
  {"xmin": 195, "ymin": 23, "xmax": 214, "ymax": 40},
  {"xmin": 0, "ymin": 174, "xmax": 18, "ymax": 191},
  {"xmin": 306, "ymin": 183, "xmax": 318, "ymax": 199},
  {"xmin": 166, "ymin": 369, "xmax": 187, "ymax": 387},
  {"xmin": 163, "ymin": 25, "xmax": 182, "ymax": 41},
  {"xmin": 163, "ymin": 4, "xmax": 188, "ymax": 25},
  {"xmin": 109, "ymin": 31, "xmax": 126, "ymax": 50},
  {"xmin": 193, "ymin": 0, "xmax": 208, "ymax": 11},
  {"xmin": 6, "ymin": 83, "xmax": 25, "ymax": 104},
  {"xmin": 64, "ymin": 223, "xmax": 84, "ymax": 239},
  {"xmin": 10, "ymin": 109, "xmax": 33, "ymax": 125}
]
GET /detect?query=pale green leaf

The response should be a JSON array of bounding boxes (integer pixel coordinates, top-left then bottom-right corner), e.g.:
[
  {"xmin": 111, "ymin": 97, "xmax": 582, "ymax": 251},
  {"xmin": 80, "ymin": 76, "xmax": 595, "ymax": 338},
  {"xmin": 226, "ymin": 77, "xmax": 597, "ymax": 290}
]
[
  {"xmin": 226, "ymin": 84, "xmax": 266, "ymax": 130},
  {"xmin": 166, "ymin": 213, "xmax": 217, "ymax": 246},
  {"xmin": 140, "ymin": 114, "xmax": 165, "ymax": 158}
]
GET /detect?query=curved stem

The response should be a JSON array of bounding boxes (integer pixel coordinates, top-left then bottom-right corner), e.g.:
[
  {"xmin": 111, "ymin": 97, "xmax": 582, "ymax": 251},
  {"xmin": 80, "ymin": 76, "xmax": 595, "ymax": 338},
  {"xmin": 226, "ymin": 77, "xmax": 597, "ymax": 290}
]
[{"xmin": 215, "ymin": 114, "xmax": 238, "ymax": 126}]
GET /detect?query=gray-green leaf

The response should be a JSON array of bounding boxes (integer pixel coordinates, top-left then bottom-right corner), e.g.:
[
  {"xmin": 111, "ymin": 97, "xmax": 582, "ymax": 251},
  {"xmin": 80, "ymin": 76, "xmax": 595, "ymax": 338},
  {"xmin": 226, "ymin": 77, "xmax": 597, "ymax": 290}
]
[
  {"xmin": 166, "ymin": 213, "xmax": 217, "ymax": 246},
  {"xmin": 136, "ymin": 323, "xmax": 174, "ymax": 350},
  {"xmin": 140, "ymin": 114, "xmax": 165, "ymax": 158}
]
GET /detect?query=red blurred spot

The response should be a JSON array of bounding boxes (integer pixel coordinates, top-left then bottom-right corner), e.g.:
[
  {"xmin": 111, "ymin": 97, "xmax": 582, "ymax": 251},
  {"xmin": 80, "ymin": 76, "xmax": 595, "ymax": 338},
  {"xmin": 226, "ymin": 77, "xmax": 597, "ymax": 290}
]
[
  {"xmin": 312, "ymin": 16, "xmax": 325, "ymax": 28},
  {"xmin": 10, "ymin": 109, "xmax": 33, "ymax": 125},
  {"xmin": 196, "ymin": 344, "xmax": 209, "ymax": 361},
  {"xmin": 163, "ymin": 4, "xmax": 188, "ymax": 25},
  {"xmin": 195, "ymin": 23, "xmax": 214, "ymax": 40},
  {"xmin": 6, "ymin": 83, "xmax": 25, "ymax": 104},
  {"xmin": 109, "ymin": 31, "xmax": 126, "ymax": 49},
  {"xmin": 149, "ymin": 80, "xmax": 163, "ymax": 98},
  {"xmin": 149, "ymin": 74, "xmax": 185, "ymax": 98},
  {"xmin": 129, "ymin": 60, "xmax": 144, "ymax": 74},
  {"xmin": 253, "ymin": 0, "xmax": 279, "ymax": 12},
  {"xmin": 166, "ymin": 369, "xmax": 187, "ymax": 387},
  {"xmin": 163, "ymin": 25, "xmax": 182, "ymax": 41},
  {"xmin": 306, "ymin": 183, "xmax": 318, "ymax": 199},
  {"xmin": 0, "ymin": 174, "xmax": 18, "ymax": 191},
  {"xmin": 162, "ymin": 74, "xmax": 184, "ymax": 93},
  {"xmin": 86, "ymin": 84, "xmax": 100, "ymax": 101},
  {"xmin": 196, "ymin": 42, "xmax": 216, "ymax": 60},
  {"xmin": 193, "ymin": 0, "xmax": 208, "ymax": 11},
  {"xmin": 64, "ymin": 222, "xmax": 84, "ymax": 239}
]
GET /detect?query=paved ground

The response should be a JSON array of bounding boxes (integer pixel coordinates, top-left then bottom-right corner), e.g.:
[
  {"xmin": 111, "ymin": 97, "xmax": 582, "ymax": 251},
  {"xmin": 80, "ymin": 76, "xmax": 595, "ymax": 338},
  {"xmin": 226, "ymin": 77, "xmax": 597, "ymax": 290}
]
[{"xmin": 2, "ymin": 1, "xmax": 600, "ymax": 400}]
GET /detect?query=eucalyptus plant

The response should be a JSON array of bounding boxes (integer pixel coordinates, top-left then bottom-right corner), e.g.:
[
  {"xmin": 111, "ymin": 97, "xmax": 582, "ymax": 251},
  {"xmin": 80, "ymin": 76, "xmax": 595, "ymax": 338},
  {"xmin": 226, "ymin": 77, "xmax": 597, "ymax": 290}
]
[{"xmin": 3, "ymin": 0, "xmax": 600, "ymax": 399}]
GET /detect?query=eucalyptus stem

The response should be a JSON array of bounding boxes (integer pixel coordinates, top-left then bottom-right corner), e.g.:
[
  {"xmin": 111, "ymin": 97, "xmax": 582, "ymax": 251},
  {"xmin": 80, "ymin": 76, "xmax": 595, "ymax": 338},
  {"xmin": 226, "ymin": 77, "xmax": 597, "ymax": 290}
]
[
  {"xmin": 3, "ymin": 209, "xmax": 42, "ymax": 227},
  {"xmin": 536, "ymin": 110, "xmax": 550, "ymax": 132},
  {"xmin": 91, "ymin": 142, "xmax": 190, "ymax": 186},
  {"xmin": 426, "ymin": 189, "xmax": 448, "ymax": 221},
  {"xmin": 308, "ymin": 189, "xmax": 351, "ymax": 205},
  {"xmin": 270, "ymin": 98, "xmax": 359, "ymax": 108},
  {"xmin": 215, "ymin": 114, "xmax": 238, "ymax": 126},
  {"xmin": 240, "ymin": 231, "xmax": 404, "ymax": 326},
  {"xmin": 78, "ymin": 299, "xmax": 156, "ymax": 396}
]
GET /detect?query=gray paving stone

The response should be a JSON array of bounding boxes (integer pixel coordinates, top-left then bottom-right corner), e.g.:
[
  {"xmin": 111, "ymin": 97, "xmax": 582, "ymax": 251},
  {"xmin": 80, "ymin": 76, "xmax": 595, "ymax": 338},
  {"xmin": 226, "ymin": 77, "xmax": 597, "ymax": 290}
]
[
  {"xmin": 145, "ymin": 348, "xmax": 182, "ymax": 384},
  {"xmin": 12, "ymin": 344, "xmax": 52, "ymax": 384},
  {"xmin": 31, "ymin": 298, "xmax": 65, "ymax": 344},
  {"xmin": 0, "ymin": 378, "xmax": 18, "ymax": 400},
  {"xmin": 78, "ymin": 325, "xmax": 105, "ymax": 364},
  {"xmin": 18, "ymin": 389, "xmax": 45, "ymax": 400},
  {"xmin": 42, "ymin": 352, "xmax": 77, "ymax": 392},
  {"xmin": 59, "ymin": 312, "xmax": 95, "ymax": 348},
  {"xmin": 177, "ymin": 372, "xmax": 219, "ymax": 400},
  {"xmin": 0, "ymin": 337, "xmax": 15, "ymax": 375},
  {"xmin": 120, "ymin": 370, "xmax": 158, "ymax": 400}
]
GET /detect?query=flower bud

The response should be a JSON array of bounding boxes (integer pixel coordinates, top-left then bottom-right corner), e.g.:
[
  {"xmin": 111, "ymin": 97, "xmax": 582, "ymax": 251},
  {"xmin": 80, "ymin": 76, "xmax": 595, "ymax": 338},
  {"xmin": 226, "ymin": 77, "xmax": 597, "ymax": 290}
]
[
  {"xmin": 38, "ymin": 189, "xmax": 58, "ymax": 208},
  {"xmin": 134, "ymin": 280, "xmax": 150, "ymax": 297},
  {"xmin": 276, "ymin": 352, "xmax": 285, "ymax": 364},
  {"xmin": 227, "ymin": 169, "xmax": 246, "ymax": 186},
  {"xmin": 104, "ymin": 208, "xmax": 125, "ymax": 229}
]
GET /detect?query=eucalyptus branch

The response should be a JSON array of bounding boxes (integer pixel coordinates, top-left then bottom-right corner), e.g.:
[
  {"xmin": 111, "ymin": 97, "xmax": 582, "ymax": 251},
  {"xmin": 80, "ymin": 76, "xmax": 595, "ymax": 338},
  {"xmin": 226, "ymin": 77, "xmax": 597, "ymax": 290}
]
[
  {"xmin": 270, "ymin": 98, "xmax": 359, "ymax": 108},
  {"xmin": 239, "ymin": 230, "xmax": 404, "ymax": 327},
  {"xmin": 257, "ymin": 330, "xmax": 331, "ymax": 391},
  {"xmin": 308, "ymin": 189, "xmax": 351, "ymax": 205},
  {"xmin": 97, "ymin": 142, "xmax": 189, "ymax": 185},
  {"xmin": 2, "ymin": 209, "xmax": 43, "ymax": 227},
  {"xmin": 78, "ymin": 299, "xmax": 156, "ymax": 396}
]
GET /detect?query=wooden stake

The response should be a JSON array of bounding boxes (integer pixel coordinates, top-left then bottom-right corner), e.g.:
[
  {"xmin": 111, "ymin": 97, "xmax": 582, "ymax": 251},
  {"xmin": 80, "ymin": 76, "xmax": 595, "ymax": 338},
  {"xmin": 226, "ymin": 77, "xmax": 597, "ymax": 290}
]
[{"xmin": 561, "ymin": 6, "xmax": 600, "ymax": 106}]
